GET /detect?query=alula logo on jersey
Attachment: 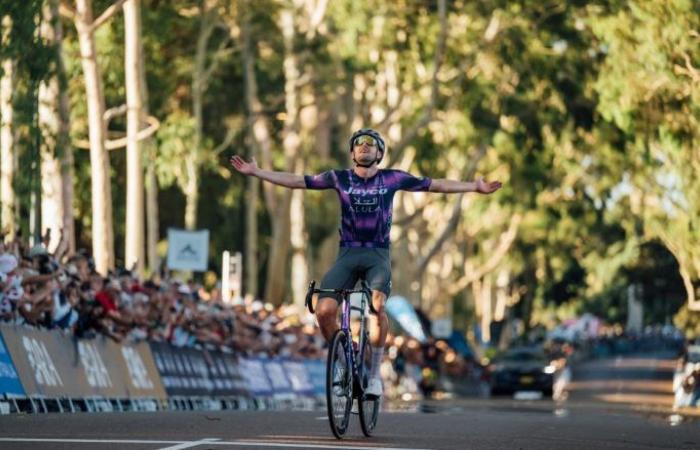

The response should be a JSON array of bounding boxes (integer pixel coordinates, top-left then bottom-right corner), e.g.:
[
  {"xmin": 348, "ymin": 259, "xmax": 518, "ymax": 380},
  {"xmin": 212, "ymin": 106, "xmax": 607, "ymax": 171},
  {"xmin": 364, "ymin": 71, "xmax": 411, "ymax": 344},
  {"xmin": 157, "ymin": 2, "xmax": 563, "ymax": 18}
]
[{"xmin": 344, "ymin": 187, "xmax": 387, "ymax": 195}]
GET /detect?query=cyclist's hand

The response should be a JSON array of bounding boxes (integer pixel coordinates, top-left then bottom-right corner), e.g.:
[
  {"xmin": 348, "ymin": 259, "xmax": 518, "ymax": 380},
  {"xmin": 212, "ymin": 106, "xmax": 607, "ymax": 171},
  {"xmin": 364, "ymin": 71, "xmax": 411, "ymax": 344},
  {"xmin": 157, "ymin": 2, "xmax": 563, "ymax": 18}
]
[
  {"xmin": 476, "ymin": 177, "xmax": 502, "ymax": 194},
  {"xmin": 230, "ymin": 155, "xmax": 259, "ymax": 176}
]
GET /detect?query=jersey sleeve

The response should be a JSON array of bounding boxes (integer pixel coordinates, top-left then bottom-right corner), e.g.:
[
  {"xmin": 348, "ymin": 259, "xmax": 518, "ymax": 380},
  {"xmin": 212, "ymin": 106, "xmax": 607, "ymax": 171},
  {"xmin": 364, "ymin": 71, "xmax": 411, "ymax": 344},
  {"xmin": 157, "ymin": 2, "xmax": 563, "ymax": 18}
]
[
  {"xmin": 304, "ymin": 170, "xmax": 337, "ymax": 190},
  {"xmin": 394, "ymin": 170, "xmax": 432, "ymax": 192}
]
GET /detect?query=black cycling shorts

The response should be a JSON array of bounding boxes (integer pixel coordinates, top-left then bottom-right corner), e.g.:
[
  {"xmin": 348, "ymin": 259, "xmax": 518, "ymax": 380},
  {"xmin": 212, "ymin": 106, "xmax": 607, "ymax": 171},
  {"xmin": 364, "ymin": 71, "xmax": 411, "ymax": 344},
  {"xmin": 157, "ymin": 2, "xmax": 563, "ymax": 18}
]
[{"xmin": 319, "ymin": 247, "xmax": 392, "ymax": 300}]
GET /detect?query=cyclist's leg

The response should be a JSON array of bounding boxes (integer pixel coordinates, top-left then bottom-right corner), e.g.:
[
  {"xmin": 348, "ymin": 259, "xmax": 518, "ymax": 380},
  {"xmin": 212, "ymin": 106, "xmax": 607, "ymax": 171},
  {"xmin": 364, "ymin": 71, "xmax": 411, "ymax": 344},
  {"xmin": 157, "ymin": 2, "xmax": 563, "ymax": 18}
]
[
  {"xmin": 316, "ymin": 248, "xmax": 358, "ymax": 342},
  {"xmin": 365, "ymin": 248, "xmax": 391, "ymax": 347},
  {"xmin": 316, "ymin": 297, "xmax": 339, "ymax": 342},
  {"xmin": 368, "ymin": 290, "xmax": 388, "ymax": 346},
  {"xmin": 365, "ymin": 248, "xmax": 391, "ymax": 392}
]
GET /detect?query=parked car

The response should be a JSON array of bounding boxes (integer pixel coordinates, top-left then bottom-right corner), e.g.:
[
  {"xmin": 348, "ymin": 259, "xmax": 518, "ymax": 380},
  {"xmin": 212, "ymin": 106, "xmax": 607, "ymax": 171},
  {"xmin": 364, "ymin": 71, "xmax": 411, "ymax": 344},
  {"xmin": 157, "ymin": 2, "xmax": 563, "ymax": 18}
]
[{"xmin": 488, "ymin": 347, "xmax": 561, "ymax": 397}]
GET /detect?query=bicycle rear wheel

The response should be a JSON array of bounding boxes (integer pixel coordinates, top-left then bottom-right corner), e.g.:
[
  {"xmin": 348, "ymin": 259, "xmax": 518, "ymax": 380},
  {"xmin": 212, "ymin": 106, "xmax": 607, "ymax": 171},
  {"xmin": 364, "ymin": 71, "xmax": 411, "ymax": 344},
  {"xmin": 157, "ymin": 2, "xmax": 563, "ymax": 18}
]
[
  {"xmin": 358, "ymin": 335, "xmax": 380, "ymax": 436},
  {"xmin": 326, "ymin": 329, "xmax": 353, "ymax": 439}
]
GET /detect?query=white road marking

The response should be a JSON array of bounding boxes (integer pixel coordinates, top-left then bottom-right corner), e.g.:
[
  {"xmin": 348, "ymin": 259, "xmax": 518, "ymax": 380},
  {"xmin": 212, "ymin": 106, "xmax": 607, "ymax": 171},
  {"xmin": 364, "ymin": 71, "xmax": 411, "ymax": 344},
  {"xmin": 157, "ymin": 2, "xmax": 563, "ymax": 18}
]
[
  {"xmin": 216, "ymin": 441, "xmax": 434, "ymax": 450},
  {"xmin": 0, "ymin": 437, "xmax": 436, "ymax": 450},
  {"xmin": 157, "ymin": 438, "xmax": 221, "ymax": 450},
  {"xmin": 0, "ymin": 438, "xmax": 184, "ymax": 445}
]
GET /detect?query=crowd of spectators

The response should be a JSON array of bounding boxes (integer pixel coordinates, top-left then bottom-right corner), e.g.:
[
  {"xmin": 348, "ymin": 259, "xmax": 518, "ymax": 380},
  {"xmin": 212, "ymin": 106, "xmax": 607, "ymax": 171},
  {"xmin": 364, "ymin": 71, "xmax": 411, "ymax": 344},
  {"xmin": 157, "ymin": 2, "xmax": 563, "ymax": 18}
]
[
  {"xmin": 0, "ymin": 231, "xmax": 325, "ymax": 360},
  {"xmin": 378, "ymin": 334, "xmax": 486, "ymax": 401},
  {"xmin": 0, "ymin": 230, "xmax": 485, "ymax": 401}
]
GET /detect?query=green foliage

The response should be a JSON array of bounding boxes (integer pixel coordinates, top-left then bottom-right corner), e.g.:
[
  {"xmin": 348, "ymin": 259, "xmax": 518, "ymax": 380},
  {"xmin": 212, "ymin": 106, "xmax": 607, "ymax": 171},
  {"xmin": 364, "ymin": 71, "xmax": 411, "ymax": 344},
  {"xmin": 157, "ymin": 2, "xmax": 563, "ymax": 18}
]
[
  {"xmin": 674, "ymin": 304, "xmax": 700, "ymax": 339},
  {"xmin": 1, "ymin": 1, "xmax": 55, "ymax": 238},
  {"xmin": 5, "ymin": 0, "xmax": 699, "ymax": 332}
]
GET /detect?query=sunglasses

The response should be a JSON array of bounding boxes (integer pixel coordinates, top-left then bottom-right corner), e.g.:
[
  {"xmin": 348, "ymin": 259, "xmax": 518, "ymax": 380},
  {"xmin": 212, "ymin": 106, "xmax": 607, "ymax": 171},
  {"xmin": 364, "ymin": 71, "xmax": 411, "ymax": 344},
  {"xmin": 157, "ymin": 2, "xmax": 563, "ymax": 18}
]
[{"xmin": 353, "ymin": 135, "xmax": 378, "ymax": 147}]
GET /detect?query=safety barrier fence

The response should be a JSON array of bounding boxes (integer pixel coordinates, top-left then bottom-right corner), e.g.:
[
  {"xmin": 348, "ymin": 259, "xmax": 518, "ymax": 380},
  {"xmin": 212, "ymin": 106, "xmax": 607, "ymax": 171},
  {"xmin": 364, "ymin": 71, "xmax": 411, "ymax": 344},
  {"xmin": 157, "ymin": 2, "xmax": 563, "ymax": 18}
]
[{"xmin": 0, "ymin": 324, "xmax": 325, "ymax": 414}]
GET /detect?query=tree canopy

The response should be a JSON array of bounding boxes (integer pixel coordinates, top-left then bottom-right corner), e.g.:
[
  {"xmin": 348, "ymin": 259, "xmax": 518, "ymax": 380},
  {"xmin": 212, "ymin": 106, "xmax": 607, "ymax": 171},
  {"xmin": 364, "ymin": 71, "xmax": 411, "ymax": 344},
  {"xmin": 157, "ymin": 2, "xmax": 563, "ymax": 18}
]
[{"xmin": 2, "ymin": 0, "xmax": 698, "ymax": 337}]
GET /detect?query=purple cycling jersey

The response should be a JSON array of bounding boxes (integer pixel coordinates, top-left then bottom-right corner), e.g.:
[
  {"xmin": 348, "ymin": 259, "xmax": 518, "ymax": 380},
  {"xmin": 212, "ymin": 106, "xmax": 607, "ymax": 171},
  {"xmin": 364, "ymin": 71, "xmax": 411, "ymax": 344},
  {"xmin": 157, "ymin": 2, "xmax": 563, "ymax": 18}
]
[{"xmin": 304, "ymin": 169, "xmax": 432, "ymax": 248}]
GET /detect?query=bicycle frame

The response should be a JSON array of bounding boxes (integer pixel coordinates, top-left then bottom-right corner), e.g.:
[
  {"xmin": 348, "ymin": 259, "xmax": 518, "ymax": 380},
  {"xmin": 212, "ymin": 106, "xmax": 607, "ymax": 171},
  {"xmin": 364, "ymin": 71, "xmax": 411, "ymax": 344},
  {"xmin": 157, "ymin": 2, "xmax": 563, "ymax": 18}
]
[
  {"xmin": 306, "ymin": 280, "xmax": 377, "ymax": 395},
  {"xmin": 307, "ymin": 280, "xmax": 381, "ymax": 438},
  {"xmin": 341, "ymin": 288, "xmax": 367, "ymax": 393}
]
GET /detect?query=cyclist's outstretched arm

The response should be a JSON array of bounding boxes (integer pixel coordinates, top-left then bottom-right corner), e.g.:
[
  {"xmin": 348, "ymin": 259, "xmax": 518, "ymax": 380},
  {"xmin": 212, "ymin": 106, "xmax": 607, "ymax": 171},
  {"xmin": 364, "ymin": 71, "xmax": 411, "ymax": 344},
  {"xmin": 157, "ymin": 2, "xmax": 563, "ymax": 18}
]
[
  {"xmin": 428, "ymin": 177, "xmax": 502, "ymax": 194},
  {"xmin": 230, "ymin": 155, "xmax": 305, "ymax": 189}
]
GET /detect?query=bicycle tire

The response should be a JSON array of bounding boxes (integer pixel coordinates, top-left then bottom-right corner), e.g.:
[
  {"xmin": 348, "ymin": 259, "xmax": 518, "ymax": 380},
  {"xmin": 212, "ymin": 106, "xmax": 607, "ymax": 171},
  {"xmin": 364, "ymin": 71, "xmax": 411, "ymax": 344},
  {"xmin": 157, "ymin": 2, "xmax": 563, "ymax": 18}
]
[
  {"xmin": 326, "ymin": 329, "xmax": 353, "ymax": 439},
  {"xmin": 358, "ymin": 333, "xmax": 380, "ymax": 436}
]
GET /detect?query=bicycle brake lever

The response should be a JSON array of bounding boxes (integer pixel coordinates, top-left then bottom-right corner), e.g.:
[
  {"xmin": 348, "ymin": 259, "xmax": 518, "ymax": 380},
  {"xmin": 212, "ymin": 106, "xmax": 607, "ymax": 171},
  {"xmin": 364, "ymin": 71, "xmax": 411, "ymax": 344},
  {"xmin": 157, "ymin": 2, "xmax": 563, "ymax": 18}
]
[{"xmin": 305, "ymin": 280, "xmax": 316, "ymax": 314}]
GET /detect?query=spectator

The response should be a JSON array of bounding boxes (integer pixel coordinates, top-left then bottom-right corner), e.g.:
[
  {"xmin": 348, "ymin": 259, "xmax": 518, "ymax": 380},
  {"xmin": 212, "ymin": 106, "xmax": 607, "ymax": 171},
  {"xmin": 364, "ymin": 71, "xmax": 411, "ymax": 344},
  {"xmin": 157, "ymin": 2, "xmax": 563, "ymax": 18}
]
[{"xmin": 682, "ymin": 363, "xmax": 700, "ymax": 407}]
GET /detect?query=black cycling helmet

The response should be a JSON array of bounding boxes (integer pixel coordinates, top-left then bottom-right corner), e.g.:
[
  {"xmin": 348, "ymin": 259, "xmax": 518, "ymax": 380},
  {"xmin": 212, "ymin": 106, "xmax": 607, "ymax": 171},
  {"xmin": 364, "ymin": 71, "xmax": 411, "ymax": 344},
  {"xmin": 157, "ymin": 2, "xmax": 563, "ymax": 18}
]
[{"xmin": 349, "ymin": 128, "xmax": 385, "ymax": 167}]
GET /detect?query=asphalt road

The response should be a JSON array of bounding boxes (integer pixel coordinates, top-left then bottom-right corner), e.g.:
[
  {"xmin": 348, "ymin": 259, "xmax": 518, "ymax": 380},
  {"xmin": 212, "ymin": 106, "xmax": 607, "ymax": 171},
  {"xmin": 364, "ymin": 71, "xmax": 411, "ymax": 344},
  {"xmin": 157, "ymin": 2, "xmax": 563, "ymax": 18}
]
[{"xmin": 0, "ymin": 353, "xmax": 698, "ymax": 450}]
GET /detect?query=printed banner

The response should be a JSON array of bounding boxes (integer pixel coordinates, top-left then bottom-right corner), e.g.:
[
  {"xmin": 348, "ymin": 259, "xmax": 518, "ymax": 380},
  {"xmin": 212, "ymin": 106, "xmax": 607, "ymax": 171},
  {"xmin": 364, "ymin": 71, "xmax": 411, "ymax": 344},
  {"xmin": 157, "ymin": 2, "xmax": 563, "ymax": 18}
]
[
  {"xmin": 113, "ymin": 342, "xmax": 167, "ymax": 398},
  {"xmin": 149, "ymin": 350, "xmax": 326, "ymax": 398},
  {"xmin": 263, "ymin": 359, "xmax": 293, "ymax": 396},
  {"xmin": 0, "ymin": 324, "xmax": 326, "ymax": 400},
  {"xmin": 166, "ymin": 228, "xmax": 210, "ymax": 272},
  {"xmin": 0, "ymin": 332, "xmax": 24, "ymax": 396},
  {"xmin": 237, "ymin": 357, "xmax": 272, "ymax": 397},
  {"xmin": 304, "ymin": 359, "xmax": 326, "ymax": 396},
  {"xmin": 282, "ymin": 360, "xmax": 314, "ymax": 396},
  {"xmin": 0, "ymin": 325, "xmax": 165, "ymax": 398},
  {"xmin": 149, "ymin": 342, "xmax": 246, "ymax": 397}
]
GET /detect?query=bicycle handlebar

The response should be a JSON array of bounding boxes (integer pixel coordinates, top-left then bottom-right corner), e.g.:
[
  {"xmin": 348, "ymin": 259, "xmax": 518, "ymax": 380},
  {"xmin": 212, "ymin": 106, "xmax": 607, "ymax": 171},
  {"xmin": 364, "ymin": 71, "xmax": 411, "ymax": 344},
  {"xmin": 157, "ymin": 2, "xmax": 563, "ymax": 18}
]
[{"xmin": 305, "ymin": 280, "xmax": 378, "ymax": 316}]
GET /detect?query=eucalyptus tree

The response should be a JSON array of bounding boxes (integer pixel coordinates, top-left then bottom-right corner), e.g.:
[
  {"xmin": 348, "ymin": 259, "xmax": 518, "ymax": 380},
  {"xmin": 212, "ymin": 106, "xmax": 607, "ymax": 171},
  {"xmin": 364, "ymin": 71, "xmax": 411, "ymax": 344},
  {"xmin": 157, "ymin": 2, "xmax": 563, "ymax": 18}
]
[
  {"xmin": 590, "ymin": 0, "xmax": 700, "ymax": 310},
  {"xmin": 1, "ymin": 0, "xmax": 55, "ymax": 244},
  {"xmin": 60, "ymin": 0, "xmax": 128, "ymax": 274},
  {"xmin": 123, "ymin": 0, "xmax": 145, "ymax": 274},
  {"xmin": 0, "ymin": 13, "xmax": 16, "ymax": 239},
  {"xmin": 39, "ymin": 0, "xmax": 75, "ymax": 254}
]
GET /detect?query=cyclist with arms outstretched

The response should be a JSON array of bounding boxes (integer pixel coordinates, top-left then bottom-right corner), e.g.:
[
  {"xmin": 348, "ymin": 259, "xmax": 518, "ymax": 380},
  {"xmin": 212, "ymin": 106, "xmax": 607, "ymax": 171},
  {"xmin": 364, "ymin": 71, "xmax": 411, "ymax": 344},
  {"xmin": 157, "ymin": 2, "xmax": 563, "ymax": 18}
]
[{"xmin": 230, "ymin": 128, "xmax": 502, "ymax": 398}]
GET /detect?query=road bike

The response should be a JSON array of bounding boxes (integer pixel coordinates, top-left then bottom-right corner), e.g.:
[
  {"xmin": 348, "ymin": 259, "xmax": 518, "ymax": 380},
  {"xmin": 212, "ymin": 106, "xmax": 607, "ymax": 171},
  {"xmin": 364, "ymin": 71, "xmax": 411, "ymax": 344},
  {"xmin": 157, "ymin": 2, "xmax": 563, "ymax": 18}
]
[{"xmin": 305, "ymin": 280, "xmax": 380, "ymax": 439}]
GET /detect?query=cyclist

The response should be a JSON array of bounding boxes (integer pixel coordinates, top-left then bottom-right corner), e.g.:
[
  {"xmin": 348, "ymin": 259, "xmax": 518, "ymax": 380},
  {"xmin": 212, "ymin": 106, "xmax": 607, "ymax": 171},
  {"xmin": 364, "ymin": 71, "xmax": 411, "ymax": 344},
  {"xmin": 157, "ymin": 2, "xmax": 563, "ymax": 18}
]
[{"xmin": 230, "ymin": 128, "xmax": 502, "ymax": 398}]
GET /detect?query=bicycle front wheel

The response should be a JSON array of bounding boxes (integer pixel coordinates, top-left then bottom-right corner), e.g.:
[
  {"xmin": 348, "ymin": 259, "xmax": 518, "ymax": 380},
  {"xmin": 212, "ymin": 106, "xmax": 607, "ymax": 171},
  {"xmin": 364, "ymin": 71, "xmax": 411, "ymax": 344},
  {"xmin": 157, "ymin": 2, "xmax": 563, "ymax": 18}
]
[
  {"xmin": 358, "ymin": 336, "xmax": 380, "ymax": 436},
  {"xmin": 326, "ymin": 329, "xmax": 353, "ymax": 439}
]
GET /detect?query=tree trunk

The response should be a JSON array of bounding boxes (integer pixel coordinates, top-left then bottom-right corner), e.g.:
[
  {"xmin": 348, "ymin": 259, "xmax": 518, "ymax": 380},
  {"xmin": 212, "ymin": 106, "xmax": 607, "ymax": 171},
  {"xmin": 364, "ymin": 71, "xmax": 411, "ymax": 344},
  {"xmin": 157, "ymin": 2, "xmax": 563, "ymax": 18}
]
[
  {"xmin": 39, "ymin": 0, "xmax": 76, "ymax": 255},
  {"xmin": 38, "ymin": 59, "xmax": 63, "ymax": 252},
  {"xmin": 0, "ymin": 16, "xmax": 16, "ymax": 240},
  {"xmin": 74, "ymin": 0, "xmax": 115, "ymax": 274},
  {"xmin": 56, "ymin": 3, "xmax": 76, "ymax": 256},
  {"xmin": 124, "ymin": 0, "xmax": 145, "ymax": 274},
  {"xmin": 186, "ymin": 3, "xmax": 215, "ymax": 231},
  {"xmin": 240, "ymin": 9, "xmax": 260, "ymax": 298},
  {"xmin": 131, "ymin": 2, "xmax": 158, "ymax": 273},
  {"xmin": 265, "ymin": 194, "xmax": 292, "ymax": 304},
  {"xmin": 290, "ymin": 178, "xmax": 308, "ymax": 309},
  {"xmin": 265, "ymin": 8, "xmax": 302, "ymax": 306},
  {"xmin": 281, "ymin": 8, "xmax": 310, "ymax": 308},
  {"xmin": 477, "ymin": 275, "xmax": 493, "ymax": 344},
  {"xmin": 144, "ymin": 139, "xmax": 158, "ymax": 271},
  {"xmin": 244, "ymin": 152, "xmax": 259, "ymax": 298}
]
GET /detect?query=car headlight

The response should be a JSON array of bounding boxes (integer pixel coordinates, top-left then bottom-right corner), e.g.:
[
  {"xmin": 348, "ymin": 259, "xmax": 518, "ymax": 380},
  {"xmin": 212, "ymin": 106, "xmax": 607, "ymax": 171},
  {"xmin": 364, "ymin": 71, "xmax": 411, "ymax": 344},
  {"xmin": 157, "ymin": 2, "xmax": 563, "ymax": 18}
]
[{"xmin": 543, "ymin": 365, "xmax": 556, "ymax": 374}]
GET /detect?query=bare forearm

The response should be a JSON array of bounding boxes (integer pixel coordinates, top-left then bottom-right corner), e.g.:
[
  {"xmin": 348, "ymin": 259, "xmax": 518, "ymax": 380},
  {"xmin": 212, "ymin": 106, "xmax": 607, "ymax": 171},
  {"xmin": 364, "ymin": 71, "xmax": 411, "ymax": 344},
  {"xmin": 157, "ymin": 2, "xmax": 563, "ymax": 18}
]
[
  {"xmin": 253, "ymin": 168, "xmax": 305, "ymax": 189},
  {"xmin": 429, "ymin": 179, "xmax": 477, "ymax": 193}
]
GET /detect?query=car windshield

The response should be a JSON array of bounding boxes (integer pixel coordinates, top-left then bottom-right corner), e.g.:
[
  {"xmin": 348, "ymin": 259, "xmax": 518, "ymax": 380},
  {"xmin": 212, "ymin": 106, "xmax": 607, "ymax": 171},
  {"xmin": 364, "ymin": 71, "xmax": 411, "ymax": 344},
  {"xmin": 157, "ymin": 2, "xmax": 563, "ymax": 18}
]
[{"xmin": 500, "ymin": 350, "xmax": 546, "ymax": 362}]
